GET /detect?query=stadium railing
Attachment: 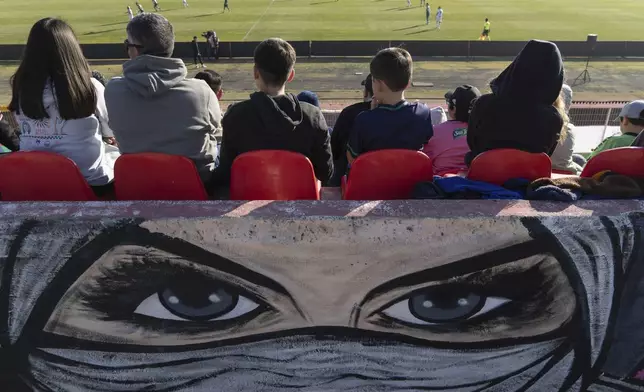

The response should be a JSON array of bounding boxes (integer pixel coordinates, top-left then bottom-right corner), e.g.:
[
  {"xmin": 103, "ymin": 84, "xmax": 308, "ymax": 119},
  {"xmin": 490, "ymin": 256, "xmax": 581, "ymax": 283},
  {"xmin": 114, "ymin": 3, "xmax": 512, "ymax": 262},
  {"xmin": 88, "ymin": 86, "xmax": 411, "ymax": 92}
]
[
  {"xmin": 0, "ymin": 101, "xmax": 628, "ymax": 135},
  {"xmin": 2, "ymin": 40, "xmax": 644, "ymax": 61}
]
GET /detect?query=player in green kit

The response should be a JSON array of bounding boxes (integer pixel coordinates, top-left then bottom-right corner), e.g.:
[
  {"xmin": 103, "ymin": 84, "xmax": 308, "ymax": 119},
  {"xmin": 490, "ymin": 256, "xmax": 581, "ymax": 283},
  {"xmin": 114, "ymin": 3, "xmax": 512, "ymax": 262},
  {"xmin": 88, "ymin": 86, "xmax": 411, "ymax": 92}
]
[{"xmin": 479, "ymin": 18, "xmax": 491, "ymax": 41}]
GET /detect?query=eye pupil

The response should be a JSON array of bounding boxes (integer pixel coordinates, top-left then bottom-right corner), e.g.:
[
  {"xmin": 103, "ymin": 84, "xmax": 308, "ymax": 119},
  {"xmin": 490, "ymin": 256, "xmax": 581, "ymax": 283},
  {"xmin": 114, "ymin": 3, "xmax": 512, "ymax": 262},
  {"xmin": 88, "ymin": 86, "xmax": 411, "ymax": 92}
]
[
  {"xmin": 158, "ymin": 278, "xmax": 238, "ymax": 321},
  {"xmin": 409, "ymin": 289, "xmax": 484, "ymax": 323}
]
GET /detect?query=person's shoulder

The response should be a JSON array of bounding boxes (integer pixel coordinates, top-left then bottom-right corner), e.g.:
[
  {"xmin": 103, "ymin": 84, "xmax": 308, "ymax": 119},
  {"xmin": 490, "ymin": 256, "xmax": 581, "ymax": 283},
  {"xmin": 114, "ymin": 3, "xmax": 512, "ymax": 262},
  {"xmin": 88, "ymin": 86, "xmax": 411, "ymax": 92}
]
[
  {"xmin": 104, "ymin": 76, "xmax": 126, "ymax": 96},
  {"xmin": 341, "ymin": 101, "xmax": 370, "ymax": 113},
  {"xmin": 223, "ymin": 99, "xmax": 253, "ymax": 118}
]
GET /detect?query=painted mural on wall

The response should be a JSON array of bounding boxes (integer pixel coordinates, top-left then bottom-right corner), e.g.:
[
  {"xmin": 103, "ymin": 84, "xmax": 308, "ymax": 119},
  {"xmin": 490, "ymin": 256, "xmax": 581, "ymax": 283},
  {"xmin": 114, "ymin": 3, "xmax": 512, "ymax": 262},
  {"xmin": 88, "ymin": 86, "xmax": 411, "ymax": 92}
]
[{"xmin": 1, "ymin": 213, "xmax": 644, "ymax": 391}]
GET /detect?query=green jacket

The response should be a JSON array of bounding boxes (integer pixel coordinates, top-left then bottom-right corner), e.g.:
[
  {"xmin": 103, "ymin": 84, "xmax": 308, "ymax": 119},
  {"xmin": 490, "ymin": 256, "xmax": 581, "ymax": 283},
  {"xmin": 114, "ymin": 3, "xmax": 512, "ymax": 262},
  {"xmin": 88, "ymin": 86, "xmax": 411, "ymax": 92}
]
[{"xmin": 588, "ymin": 133, "xmax": 638, "ymax": 159}]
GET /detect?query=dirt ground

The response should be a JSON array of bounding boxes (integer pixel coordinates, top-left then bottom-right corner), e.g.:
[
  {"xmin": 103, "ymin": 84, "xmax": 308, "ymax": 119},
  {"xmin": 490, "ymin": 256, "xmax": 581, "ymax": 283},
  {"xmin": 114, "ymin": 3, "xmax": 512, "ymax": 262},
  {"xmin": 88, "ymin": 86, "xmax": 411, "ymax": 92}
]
[{"xmin": 2, "ymin": 58, "xmax": 644, "ymax": 109}]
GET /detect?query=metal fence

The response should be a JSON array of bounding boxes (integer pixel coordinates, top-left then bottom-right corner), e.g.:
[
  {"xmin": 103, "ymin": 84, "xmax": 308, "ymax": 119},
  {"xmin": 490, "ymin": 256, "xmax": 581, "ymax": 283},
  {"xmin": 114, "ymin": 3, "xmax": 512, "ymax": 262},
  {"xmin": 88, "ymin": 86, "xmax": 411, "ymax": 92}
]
[
  {"xmin": 0, "ymin": 101, "xmax": 629, "ymax": 134},
  {"xmin": 321, "ymin": 101, "xmax": 628, "ymax": 132}
]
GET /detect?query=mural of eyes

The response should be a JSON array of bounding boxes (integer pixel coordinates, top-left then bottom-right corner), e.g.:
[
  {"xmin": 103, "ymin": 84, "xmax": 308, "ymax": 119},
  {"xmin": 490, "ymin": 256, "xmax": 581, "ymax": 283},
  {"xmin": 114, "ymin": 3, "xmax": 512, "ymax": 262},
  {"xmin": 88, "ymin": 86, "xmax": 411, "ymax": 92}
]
[
  {"xmin": 381, "ymin": 288, "xmax": 510, "ymax": 325},
  {"xmin": 67, "ymin": 250, "xmax": 281, "ymax": 333},
  {"xmin": 135, "ymin": 283, "xmax": 260, "ymax": 322}
]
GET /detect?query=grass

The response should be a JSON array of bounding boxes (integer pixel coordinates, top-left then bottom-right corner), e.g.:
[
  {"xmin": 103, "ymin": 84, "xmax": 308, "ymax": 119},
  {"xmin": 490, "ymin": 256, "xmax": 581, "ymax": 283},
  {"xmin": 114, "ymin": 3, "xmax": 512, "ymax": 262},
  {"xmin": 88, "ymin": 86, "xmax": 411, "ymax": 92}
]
[
  {"xmin": 0, "ymin": 0, "xmax": 643, "ymax": 43},
  {"xmin": 3, "ymin": 59, "xmax": 644, "ymax": 106}
]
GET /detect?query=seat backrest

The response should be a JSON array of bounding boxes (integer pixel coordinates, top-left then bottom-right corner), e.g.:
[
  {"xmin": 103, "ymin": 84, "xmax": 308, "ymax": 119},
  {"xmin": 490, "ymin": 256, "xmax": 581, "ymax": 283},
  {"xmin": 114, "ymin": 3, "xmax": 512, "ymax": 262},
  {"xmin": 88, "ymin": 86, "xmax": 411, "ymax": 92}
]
[
  {"xmin": 467, "ymin": 149, "xmax": 552, "ymax": 185},
  {"xmin": 343, "ymin": 150, "xmax": 433, "ymax": 200},
  {"xmin": 230, "ymin": 150, "xmax": 319, "ymax": 200},
  {"xmin": 0, "ymin": 151, "xmax": 96, "ymax": 201},
  {"xmin": 581, "ymin": 147, "xmax": 644, "ymax": 178},
  {"xmin": 114, "ymin": 153, "xmax": 208, "ymax": 200}
]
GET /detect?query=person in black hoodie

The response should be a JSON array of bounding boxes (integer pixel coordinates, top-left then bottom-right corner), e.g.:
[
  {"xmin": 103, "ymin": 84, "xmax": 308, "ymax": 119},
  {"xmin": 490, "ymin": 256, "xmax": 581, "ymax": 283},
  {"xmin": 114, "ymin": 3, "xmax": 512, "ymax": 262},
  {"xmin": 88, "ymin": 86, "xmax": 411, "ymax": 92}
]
[
  {"xmin": 210, "ymin": 38, "xmax": 333, "ymax": 189},
  {"xmin": 466, "ymin": 39, "xmax": 565, "ymax": 165}
]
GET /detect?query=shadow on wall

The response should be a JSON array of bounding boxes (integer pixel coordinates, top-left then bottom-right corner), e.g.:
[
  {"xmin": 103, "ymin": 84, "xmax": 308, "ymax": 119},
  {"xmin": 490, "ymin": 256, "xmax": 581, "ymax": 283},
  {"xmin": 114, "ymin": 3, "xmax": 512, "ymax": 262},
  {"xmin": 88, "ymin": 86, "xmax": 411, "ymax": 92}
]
[{"xmin": 1, "ymin": 207, "xmax": 644, "ymax": 390}]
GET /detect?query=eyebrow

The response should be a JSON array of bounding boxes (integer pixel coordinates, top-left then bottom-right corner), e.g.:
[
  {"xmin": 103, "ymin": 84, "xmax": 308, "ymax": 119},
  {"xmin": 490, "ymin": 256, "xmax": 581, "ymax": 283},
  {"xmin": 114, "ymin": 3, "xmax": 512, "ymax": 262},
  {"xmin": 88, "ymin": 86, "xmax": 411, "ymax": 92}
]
[
  {"xmin": 121, "ymin": 227, "xmax": 292, "ymax": 296},
  {"xmin": 359, "ymin": 239, "xmax": 549, "ymax": 307}
]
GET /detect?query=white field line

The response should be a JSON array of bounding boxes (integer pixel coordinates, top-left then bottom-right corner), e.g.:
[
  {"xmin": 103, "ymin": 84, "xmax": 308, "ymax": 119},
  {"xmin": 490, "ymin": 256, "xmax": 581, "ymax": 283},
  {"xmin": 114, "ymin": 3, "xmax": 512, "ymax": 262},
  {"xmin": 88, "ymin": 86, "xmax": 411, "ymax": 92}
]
[{"xmin": 242, "ymin": 0, "xmax": 276, "ymax": 41}]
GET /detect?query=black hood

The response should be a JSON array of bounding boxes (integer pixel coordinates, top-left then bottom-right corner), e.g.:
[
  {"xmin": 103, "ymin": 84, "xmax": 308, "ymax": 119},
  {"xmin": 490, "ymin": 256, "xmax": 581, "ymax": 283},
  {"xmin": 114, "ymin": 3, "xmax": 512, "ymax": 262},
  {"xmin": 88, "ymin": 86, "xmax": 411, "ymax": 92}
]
[
  {"xmin": 491, "ymin": 40, "xmax": 564, "ymax": 105},
  {"xmin": 250, "ymin": 92, "xmax": 303, "ymax": 133}
]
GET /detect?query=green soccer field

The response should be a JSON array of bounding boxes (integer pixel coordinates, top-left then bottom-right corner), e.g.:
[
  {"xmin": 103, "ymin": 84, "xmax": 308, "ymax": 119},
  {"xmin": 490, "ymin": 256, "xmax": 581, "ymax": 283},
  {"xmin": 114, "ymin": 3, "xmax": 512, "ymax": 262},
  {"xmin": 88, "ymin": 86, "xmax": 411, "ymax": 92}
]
[{"xmin": 0, "ymin": 0, "xmax": 643, "ymax": 44}]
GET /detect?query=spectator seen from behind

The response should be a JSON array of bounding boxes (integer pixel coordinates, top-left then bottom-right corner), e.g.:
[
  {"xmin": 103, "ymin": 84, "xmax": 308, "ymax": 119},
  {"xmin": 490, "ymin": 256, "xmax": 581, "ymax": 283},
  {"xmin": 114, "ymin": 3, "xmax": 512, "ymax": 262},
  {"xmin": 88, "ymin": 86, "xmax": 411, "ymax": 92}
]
[
  {"xmin": 347, "ymin": 48, "xmax": 433, "ymax": 167},
  {"xmin": 194, "ymin": 69, "xmax": 224, "ymax": 144},
  {"xmin": 466, "ymin": 40, "xmax": 566, "ymax": 165},
  {"xmin": 423, "ymin": 85, "xmax": 480, "ymax": 175},
  {"xmin": 105, "ymin": 13, "xmax": 222, "ymax": 183},
  {"xmin": 590, "ymin": 100, "xmax": 644, "ymax": 157},
  {"xmin": 194, "ymin": 69, "xmax": 223, "ymax": 100},
  {"xmin": 211, "ymin": 38, "xmax": 333, "ymax": 188},
  {"xmin": 297, "ymin": 91, "xmax": 320, "ymax": 108},
  {"xmin": 550, "ymin": 84, "xmax": 583, "ymax": 174},
  {"xmin": 328, "ymin": 74, "xmax": 373, "ymax": 186},
  {"xmin": 9, "ymin": 18, "xmax": 118, "ymax": 192}
]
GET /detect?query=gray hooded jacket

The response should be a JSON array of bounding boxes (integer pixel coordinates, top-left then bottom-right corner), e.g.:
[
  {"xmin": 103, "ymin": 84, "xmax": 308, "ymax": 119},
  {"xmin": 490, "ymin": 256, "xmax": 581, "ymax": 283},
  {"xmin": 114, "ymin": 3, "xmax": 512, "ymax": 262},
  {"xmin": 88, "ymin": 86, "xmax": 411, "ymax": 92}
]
[{"xmin": 105, "ymin": 55, "xmax": 221, "ymax": 181}]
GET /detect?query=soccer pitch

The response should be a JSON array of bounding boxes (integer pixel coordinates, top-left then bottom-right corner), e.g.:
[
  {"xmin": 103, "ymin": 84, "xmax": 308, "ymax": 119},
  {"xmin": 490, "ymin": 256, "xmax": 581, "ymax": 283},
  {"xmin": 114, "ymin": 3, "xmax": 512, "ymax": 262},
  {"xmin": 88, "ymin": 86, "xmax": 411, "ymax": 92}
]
[{"xmin": 0, "ymin": 0, "xmax": 643, "ymax": 44}]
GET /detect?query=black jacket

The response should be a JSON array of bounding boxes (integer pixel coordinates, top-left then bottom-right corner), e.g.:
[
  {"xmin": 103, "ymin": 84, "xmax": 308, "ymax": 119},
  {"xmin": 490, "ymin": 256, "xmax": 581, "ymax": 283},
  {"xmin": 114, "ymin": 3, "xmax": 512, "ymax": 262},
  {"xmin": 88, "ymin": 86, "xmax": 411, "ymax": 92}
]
[
  {"xmin": 211, "ymin": 92, "xmax": 333, "ymax": 187},
  {"xmin": 329, "ymin": 101, "xmax": 370, "ymax": 185},
  {"xmin": 467, "ymin": 40, "xmax": 564, "ymax": 164},
  {"xmin": 191, "ymin": 40, "xmax": 201, "ymax": 55}
]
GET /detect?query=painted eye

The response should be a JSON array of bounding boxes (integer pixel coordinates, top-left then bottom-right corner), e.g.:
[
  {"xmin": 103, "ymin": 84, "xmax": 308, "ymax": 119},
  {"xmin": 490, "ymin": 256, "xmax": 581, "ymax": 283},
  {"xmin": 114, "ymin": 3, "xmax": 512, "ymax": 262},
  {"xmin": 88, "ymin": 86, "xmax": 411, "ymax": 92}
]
[
  {"xmin": 134, "ymin": 281, "xmax": 260, "ymax": 322},
  {"xmin": 381, "ymin": 287, "xmax": 510, "ymax": 325}
]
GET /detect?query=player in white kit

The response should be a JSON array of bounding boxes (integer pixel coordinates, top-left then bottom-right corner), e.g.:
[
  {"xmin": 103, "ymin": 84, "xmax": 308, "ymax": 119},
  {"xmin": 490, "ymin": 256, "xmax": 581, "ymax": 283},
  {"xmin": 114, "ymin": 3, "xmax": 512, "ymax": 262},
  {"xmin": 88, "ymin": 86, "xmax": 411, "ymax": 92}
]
[
  {"xmin": 183, "ymin": 0, "xmax": 189, "ymax": 7},
  {"xmin": 127, "ymin": 6, "xmax": 134, "ymax": 20},
  {"xmin": 436, "ymin": 6, "xmax": 443, "ymax": 29}
]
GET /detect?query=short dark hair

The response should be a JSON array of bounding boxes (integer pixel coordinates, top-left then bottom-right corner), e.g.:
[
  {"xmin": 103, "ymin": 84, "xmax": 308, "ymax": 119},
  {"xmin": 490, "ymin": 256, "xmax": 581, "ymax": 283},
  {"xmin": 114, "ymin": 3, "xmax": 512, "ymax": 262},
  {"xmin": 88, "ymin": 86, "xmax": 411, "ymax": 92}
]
[
  {"xmin": 369, "ymin": 47, "xmax": 412, "ymax": 92},
  {"xmin": 126, "ymin": 13, "xmax": 175, "ymax": 57},
  {"xmin": 194, "ymin": 69, "xmax": 223, "ymax": 93},
  {"xmin": 254, "ymin": 38, "xmax": 296, "ymax": 87},
  {"xmin": 628, "ymin": 117, "xmax": 644, "ymax": 127},
  {"xmin": 9, "ymin": 18, "xmax": 96, "ymax": 120}
]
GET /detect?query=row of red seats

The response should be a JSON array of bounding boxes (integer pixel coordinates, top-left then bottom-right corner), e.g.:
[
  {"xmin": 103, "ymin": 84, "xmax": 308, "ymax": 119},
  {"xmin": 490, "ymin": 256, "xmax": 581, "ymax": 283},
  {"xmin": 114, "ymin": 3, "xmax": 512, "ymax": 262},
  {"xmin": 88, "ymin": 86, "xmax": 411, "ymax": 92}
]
[{"xmin": 0, "ymin": 148, "xmax": 643, "ymax": 201}]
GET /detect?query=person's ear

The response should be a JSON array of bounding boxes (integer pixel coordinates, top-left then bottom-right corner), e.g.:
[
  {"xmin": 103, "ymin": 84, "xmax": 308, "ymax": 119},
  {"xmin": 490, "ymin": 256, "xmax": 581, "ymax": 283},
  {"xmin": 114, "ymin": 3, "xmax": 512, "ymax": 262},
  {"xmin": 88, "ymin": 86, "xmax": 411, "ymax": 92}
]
[
  {"xmin": 216, "ymin": 89, "xmax": 223, "ymax": 100},
  {"xmin": 287, "ymin": 68, "xmax": 295, "ymax": 83},
  {"xmin": 253, "ymin": 66, "xmax": 260, "ymax": 81}
]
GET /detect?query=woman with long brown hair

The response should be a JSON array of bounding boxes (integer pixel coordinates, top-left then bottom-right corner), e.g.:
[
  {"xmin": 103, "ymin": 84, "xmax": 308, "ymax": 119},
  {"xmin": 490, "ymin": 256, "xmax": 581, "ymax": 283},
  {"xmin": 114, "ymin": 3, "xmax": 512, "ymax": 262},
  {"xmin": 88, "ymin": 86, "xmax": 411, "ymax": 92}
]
[{"xmin": 9, "ymin": 18, "xmax": 118, "ymax": 192}]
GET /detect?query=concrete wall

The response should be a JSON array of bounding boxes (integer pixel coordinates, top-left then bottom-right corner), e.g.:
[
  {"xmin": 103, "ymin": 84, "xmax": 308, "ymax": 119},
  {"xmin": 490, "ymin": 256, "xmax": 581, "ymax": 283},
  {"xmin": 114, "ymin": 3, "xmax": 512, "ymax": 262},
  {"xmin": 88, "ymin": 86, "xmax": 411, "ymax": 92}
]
[
  {"xmin": 1, "ymin": 200, "xmax": 644, "ymax": 391},
  {"xmin": 1, "ymin": 40, "xmax": 644, "ymax": 60}
]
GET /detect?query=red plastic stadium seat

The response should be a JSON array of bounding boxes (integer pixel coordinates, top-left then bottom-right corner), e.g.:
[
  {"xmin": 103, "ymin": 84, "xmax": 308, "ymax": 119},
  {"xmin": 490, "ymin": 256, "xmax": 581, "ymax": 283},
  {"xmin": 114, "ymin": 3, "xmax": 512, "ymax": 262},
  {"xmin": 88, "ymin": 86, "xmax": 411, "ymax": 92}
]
[
  {"xmin": 342, "ymin": 150, "xmax": 433, "ymax": 200},
  {"xmin": 0, "ymin": 151, "xmax": 96, "ymax": 201},
  {"xmin": 114, "ymin": 153, "xmax": 208, "ymax": 200},
  {"xmin": 230, "ymin": 150, "xmax": 319, "ymax": 200},
  {"xmin": 581, "ymin": 147, "xmax": 644, "ymax": 178},
  {"xmin": 467, "ymin": 149, "xmax": 552, "ymax": 185}
]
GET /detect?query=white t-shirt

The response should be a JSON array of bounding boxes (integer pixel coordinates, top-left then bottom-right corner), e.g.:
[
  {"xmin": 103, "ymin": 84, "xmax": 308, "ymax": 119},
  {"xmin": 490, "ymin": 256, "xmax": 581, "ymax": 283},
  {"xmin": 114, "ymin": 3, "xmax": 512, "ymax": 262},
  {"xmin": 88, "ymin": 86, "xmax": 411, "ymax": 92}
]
[
  {"xmin": 16, "ymin": 78, "xmax": 119, "ymax": 186},
  {"xmin": 436, "ymin": 9, "xmax": 443, "ymax": 20}
]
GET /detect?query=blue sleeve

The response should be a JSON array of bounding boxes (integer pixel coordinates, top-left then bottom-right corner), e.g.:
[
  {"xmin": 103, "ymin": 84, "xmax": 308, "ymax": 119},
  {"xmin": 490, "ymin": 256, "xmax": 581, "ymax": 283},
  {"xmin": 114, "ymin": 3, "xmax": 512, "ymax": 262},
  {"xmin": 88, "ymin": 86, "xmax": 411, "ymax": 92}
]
[{"xmin": 347, "ymin": 113, "xmax": 366, "ymax": 158}]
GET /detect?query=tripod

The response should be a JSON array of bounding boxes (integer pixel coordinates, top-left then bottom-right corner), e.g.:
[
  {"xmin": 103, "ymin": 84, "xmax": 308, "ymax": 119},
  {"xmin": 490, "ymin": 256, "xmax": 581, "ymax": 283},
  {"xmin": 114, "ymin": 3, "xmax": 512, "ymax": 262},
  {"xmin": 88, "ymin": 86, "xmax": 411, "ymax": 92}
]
[{"xmin": 572, "ymin": 54, "xmax": 592, "ymax": 87}]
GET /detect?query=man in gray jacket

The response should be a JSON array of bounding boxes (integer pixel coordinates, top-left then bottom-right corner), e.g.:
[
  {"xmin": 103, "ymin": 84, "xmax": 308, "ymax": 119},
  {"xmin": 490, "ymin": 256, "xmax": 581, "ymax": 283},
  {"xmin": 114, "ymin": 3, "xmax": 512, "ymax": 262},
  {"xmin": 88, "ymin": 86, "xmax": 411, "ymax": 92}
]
[{"xmin": 105, "ymin": 13, "xmax": 221, "ymax": 183}]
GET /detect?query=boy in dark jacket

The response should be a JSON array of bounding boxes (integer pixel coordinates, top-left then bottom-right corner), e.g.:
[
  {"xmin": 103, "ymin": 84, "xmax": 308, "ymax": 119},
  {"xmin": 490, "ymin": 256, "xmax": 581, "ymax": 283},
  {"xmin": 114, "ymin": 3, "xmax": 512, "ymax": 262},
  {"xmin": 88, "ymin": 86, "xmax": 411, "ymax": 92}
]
[
  {"xmin": 347, "ymin": 48, "xmax": 433, "ymax": 167},
  {"xmin": 191, "ymin": 36, "xmax": 205, "ymax": 68},
  {"xmin": 210, "ymin": 38, "xmax": 333, "ymax": 189}
]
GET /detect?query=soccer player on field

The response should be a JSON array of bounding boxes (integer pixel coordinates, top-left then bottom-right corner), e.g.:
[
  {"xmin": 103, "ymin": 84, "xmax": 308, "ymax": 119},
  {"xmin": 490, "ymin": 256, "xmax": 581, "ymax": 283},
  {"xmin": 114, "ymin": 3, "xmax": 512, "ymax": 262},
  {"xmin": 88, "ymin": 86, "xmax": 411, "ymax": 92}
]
[
  {"xmin": 152, "ymin": 0, "xmax": 161, "ymax": 11},
  {"xmin": 223, "ymin": 0, "xmax": 231, "ymax": 12},
  {"xmin": 479, "ymin": 18, "xmax": 491, "ymax": 41},
  {"xmin": 126, "ymin": 6, "xmax": 134, "ymax": 20},
  {"xmin": 436, "ymin": 6, "xmax": 443, "ymax": 29},
  {"xmin": 425, "ymin": 4, "xmax": 430, "ymax": 25},
  {"xmin": 136, "ymin": 1, "xmax": 145, "ymax": 13},
  {"xmin": 407, "ymin": 0, "xmax": 411, "ymax": 7},
  {"xmin": 183, "ymin": 0, "xmax": 189, "ymax": 7}
]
